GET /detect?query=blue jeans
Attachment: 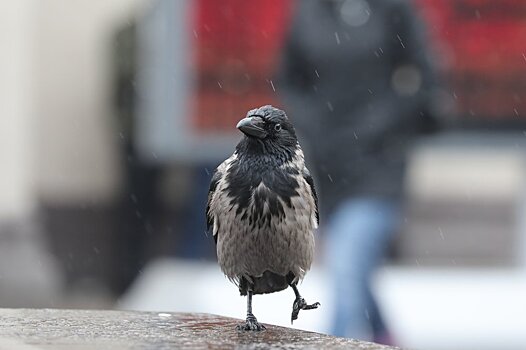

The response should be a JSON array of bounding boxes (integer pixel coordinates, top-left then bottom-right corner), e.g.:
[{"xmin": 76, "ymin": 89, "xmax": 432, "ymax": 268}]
[{"xmin": 325, "ymin": 197, "xmax": 398, "ymax": 340}]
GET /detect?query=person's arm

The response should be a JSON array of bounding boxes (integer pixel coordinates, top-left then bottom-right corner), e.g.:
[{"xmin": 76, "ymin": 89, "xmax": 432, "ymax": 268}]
[{"xmin": 388, "ymin": 0, "xmax": 443, "ymax": 132}]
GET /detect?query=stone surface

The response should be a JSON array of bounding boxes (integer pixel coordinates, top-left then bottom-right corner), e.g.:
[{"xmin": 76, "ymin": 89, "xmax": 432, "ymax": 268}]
[{"xmin": 0, "ymin": 308, "xmax": 398, "ymax": 349}]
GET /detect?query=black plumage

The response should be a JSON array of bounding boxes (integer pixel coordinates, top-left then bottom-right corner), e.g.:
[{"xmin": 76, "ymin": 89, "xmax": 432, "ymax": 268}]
[{"xmin": 206, "ymin": 105, "xmax": 320, "ymax": 331}]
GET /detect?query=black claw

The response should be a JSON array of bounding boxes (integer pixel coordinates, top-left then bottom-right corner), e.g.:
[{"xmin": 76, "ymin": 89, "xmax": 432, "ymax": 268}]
[
  {"xmin": 237, "ymin": 313, "xmax": 266, "ymax": 331},
  {"xmin": 303, "ymin": 302, "xmax": 321, "ymax": 310},
  {"xmin": 291, "ymin": 298, "xmax": 320, "ymax": 323}
]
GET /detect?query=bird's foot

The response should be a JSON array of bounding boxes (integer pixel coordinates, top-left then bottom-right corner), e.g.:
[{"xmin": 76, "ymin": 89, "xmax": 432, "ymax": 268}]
[
  {"xmin": 291, "ymin": 297, "xmax": 320, "ymax": 323},
  {"xmin": 236, "ymin": 313, "xmax": 266, "ymax": 331}
]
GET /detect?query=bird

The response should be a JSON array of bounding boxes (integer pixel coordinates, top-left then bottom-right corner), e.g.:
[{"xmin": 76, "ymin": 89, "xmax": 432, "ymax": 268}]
[{"xmin": 206, "ymin": 105, "xmax": 320, "ymax": 331}]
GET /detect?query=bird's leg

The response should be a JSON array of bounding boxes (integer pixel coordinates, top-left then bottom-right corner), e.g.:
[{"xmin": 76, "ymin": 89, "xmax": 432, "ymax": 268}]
[
  {"xmin": 236, "ymin": 290, "xmax": 266, "ymax": 331},
  {"xmin": 290, "ymin": 283, "xmax": 320, "ymax": 323}
]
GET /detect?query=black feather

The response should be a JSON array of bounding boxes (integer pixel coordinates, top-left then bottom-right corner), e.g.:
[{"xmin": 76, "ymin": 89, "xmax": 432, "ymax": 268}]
[
  {"xmin": 303, "ymin": 167, "xmax": 319, "ymax": 225},
  {"xmin": 206, "ymin": 168, "xmax": 222, "ymax": 243},
  {"xmin": 225, "ymin": 151, "xmax": 300, "ymax": 228}
]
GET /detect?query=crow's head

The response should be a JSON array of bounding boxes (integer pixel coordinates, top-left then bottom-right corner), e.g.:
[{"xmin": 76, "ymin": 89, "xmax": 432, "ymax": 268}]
[{"xmin": 236, "ymin": 105, "xmax": 297, "ymax": 151}]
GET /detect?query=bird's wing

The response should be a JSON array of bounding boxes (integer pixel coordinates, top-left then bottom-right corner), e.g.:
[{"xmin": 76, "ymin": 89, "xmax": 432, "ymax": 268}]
[
  {"xmin": 302, "ymin": 167, "xmax": 319, "ymax": 227},
  {"xmin": 206, "ymin": 168, "xmax": 222, "ymax": 244}
]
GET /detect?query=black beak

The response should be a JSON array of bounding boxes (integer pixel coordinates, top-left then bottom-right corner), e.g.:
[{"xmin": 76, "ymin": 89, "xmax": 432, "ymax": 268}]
[{"xmin": 236, "ymin": 116, "xmax": 267, "ymax": 139}]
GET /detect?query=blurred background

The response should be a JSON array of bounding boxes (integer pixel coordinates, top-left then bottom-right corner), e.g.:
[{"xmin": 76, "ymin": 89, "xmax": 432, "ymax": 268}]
[{"xmin": 1, "ymin": 0, "xmax": 526, "ymax": 349}]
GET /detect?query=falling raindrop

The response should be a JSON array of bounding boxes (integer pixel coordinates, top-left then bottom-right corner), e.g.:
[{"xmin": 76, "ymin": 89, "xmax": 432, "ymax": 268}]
[
  {"xmin": 364, "ymin": 309, "xmax": 370, "ymax": 320},
  {"xmin": 334, "ymin": 32, "xmax": 341, "ymax": 45},
  {"xmin": 438, "ymin": 227, "xmax": 445, "ymax": 240},
  {"xmin": 396, "ymin": 34, "xmax": 406, "ymax": 49}
]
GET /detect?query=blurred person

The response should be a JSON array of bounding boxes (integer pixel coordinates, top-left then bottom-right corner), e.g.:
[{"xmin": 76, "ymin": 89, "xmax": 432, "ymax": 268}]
[{"xmin": 277, "ymin": 0, "xmax": 440, "ymax": 343}]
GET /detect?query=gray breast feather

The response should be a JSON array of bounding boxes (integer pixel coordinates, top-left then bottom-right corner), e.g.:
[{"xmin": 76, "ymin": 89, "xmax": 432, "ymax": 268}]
[{"xmin": 210, "ymin": 162, "xmax": 316, "ymax": 285}]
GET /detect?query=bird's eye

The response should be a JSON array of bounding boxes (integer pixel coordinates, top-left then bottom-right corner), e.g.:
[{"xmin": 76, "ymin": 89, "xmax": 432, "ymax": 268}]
[{"xmin": 274, "ymin": 123, "xmax": 282, "ymax": 132}]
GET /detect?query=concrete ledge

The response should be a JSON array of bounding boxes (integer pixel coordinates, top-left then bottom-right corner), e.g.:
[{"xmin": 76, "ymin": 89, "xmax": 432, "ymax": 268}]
[{"xmin": 0, "ymin": 308, "xmax": 397, "ymax": 349}]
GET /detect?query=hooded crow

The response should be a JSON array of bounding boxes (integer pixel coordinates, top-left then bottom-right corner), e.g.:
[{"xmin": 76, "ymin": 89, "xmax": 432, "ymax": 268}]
[{"xmin": 206, "ymin": 105, "xmax": 320, "ymax": 331}]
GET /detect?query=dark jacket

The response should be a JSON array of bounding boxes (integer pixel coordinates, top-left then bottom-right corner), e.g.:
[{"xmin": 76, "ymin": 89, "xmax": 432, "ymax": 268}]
[{"xmin": 277, "ymin": 0, "xmax": 439, "ymax": 214}]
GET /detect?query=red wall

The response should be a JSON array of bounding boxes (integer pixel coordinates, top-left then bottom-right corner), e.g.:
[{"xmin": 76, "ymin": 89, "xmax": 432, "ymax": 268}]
[
  {"xmin": 191, "ymin": 0, "xmax": 526, "ymax": 131},
  {"xmin": 417, "ymin": 0, "xmax": 526, "ymax": 120},
  {"xmin": 191, "ymin": 0, "xmax": 294, "ymax": 132}
]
